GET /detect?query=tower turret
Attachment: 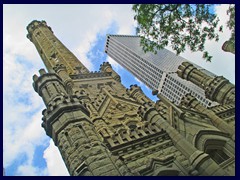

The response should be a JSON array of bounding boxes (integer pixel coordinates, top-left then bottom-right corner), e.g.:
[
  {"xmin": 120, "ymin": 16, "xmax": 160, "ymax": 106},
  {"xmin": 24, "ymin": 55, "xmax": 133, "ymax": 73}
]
[
  {"xmin": 177, "ymin": 62, "xmax": 235, "ymax": 105},
  {"xmin": 32, "ymin": 69, "xmax": 133, "ymax": 176},
  {"xmin": 100, "ymin": 62, "xmax": 121, "ymax": 82},
  {"xmin": 27, "ymin": 20, "xmax": 89, "ymax": 75},
  {"xmin": 222, "ymin": 40, "xmax": 235, "ymax": 54},
  {"xmin": 32, "ymin": 68, "xmax": 67, "ymax": 106}
]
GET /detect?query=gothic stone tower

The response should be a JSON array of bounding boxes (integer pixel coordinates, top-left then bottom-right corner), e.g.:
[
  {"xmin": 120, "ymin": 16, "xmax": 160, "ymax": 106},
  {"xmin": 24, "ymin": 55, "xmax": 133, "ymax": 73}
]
[{"xmin": 27, "ymin": 20, "xmax": 234, "ymax": 176}]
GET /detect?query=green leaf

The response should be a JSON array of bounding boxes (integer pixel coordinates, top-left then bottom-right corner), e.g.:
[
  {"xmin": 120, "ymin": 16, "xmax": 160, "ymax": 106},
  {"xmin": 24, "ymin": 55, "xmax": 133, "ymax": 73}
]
[{"xmin": 132, "ymin": 4, "xmax": 232, "ymax": 62}]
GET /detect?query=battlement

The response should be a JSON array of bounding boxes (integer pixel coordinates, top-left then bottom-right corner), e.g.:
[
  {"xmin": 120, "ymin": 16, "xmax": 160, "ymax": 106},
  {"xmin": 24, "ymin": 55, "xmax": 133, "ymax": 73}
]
[
  {"xmin": 100, "ymin": 61, "xmax": 121, "ymax": 82},
  {"xmin": 99, "ymin": 61, "xmax": 112, "ymax": 71},
  {"xmin": 32, "ymin": 68, "xmax": 64, "ymax": 94},
  {"xmin": 26, "ymin": 20, "xmax": 53, "ymax": 41}
]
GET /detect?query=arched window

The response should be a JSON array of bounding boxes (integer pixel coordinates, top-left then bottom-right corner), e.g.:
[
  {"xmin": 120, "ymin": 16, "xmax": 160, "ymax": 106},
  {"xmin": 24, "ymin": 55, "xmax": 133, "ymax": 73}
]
[
  {"xmin": 205, "ymin": 148, "xmax": 230, "ymax": 164},
  {"xmin": 194, "ymin": 130, "xmax": 234, "ymax": 165}
]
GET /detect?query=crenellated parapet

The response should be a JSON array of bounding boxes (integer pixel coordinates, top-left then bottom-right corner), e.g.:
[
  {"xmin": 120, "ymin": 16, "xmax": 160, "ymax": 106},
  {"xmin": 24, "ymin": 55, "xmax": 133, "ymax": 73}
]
[
  {"xmin": 177, "ymin": 62, "xmax": 235, "ymax": 105},
  {"xmin": 210, "ymin": 104, "xmax": 235, "ymax": 127},
  {"xmin": 33, "ymin": 69, "xmax": 90, "ymax": 140},
  {"xmin": 33, "ymin": 68, "xmax": 67, "ymax": 106},
  {"xmin": 126, "ymin": 84, "xmax": 153, "ymax": 105},
  {"xmin": 100, "ymin": 62, "xmax": 121, "ymax": 82},
  {"xmin": 204, "ymin": 76, "xmax": 235, "ymax": 105},
  {"xmin": 41, "ymin": 96, "xmax": 90, "ymax": 143},
  {"xmin": 27, "ymin": 20, "xmax": 53, "ymax": 41}
]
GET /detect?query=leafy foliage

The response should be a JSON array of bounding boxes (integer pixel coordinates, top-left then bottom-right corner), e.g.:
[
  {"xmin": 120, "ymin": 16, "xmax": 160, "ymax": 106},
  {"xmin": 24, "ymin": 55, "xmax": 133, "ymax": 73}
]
[
  {"xmin": 226, "ymin": 4, "xmax": 235, "ymax": 43},
  {"xmin": 132, "ymin": 4, "xmax": 224, "ymax": 62}
]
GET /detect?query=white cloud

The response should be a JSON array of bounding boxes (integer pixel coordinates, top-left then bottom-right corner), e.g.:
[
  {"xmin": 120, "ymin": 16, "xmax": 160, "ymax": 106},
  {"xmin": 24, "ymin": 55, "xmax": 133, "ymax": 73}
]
[
  {"xmin": 17, "ymin": 165, "xmax": 48, "ymax": 176},
  {"xmin": 3, "ymin": 106, "xmax": 47, "ymax": 165},
  {"xmin": 43, "ymin": 140, "xmax": 69, "ymax": 176},
  {"xmin": 3, "ymin": 22, "xmax": 47, "ymax": 168},
  {"xmin": 110, "ymin": 5, "xmax": 135, "ymax": 35},
  {"xmin": 71, "ymin": 4, "xmax": 135, "ymax": 71}
]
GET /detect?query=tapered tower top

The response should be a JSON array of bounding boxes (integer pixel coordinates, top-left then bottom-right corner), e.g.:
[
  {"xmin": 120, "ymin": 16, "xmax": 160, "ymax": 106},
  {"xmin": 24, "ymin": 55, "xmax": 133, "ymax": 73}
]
[
  {"xmin": 27, "ymin": 20, "xmax": 53, "ymax": 41},
  {"xmin": 26, "ymin": 20, "xmax": 89, "ymax": 75}
]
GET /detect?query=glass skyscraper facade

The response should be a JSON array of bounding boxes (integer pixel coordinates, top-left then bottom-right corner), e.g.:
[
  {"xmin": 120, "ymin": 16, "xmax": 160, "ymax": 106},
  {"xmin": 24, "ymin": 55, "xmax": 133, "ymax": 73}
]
[{"xmin": 105, "ymin": 35, "xmax": 218, "ymax": 107}]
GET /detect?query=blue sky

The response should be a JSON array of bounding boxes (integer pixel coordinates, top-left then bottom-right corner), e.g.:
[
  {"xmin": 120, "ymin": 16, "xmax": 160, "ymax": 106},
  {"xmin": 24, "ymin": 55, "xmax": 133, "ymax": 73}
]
[{"xmin": 3, "ymin": 4, "xmax": 235, "ymax": 176}]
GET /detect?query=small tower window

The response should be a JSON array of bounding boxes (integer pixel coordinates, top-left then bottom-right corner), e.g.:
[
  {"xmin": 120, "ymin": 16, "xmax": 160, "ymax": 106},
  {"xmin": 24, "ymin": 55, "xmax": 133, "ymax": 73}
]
[{"xmin": 206, "ymin": 148, "xmax": 230, "ymax": 164}]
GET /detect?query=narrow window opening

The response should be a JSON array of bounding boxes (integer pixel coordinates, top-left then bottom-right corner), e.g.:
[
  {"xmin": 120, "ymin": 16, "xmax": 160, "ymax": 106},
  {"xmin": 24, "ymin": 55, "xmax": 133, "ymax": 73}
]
[
  {"xmin": 65, "ymin": 132, "xmax": 72, "ymax": 146},
  {"xmin": 206, "ymin": 149, "xmax": 230, "ymax": 164}
]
